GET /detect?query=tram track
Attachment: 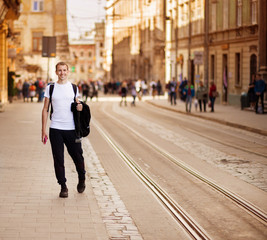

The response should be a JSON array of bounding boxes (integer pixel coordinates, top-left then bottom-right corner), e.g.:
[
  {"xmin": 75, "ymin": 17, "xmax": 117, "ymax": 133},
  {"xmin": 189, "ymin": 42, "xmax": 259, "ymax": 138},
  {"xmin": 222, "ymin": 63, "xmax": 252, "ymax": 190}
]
[
  {"xmin": 93, "ymin": 119, "xmax": 211, "ymax": 240},
  {"xmin": 95, "ymin": 106, "xmax": 267, "ymax": 225},
  {"xmin": 140, "ymin": 103, "xmax": 267, "ymax": 159}
]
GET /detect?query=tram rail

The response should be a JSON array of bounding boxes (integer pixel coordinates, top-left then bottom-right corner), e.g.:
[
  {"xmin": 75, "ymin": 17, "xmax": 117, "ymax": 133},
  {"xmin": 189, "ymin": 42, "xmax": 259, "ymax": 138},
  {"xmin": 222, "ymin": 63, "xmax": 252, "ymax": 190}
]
[
  {"xmin": 96, "ymin": 109, "xmax": 267, "ymax": 225},
  {"xmin": 93, "ymin": 120, "xmax": 211, "ymax": 240}
]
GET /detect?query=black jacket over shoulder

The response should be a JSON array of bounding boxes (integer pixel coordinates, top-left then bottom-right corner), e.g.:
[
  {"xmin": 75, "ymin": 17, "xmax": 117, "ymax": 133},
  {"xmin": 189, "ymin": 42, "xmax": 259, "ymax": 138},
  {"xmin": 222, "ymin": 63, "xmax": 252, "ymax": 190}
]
[{"xmin": 71, "ymin": 101, "xmax": 91, "ymax": 138}]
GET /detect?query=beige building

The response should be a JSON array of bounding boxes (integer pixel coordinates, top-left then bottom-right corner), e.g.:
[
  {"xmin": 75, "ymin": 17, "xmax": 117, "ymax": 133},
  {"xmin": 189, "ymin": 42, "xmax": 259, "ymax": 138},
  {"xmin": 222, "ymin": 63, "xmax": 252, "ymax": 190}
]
[
  {"xmin": 69, "ymin": 38, "xmax": 96, "ymax": 83},
  {"xmin": 94, "ymin": 21, "xmax": 105, "ymax": 80},
  {"xmin": 13, "ymin": 0, "xmax": 69, "ymax": 82},
  {"xmin": 0, "ymin": 0, "xmax": 20, "ymax": 110},
  {"xmin": 166, "ymin": 0, "xmax": 267, "ymax": 106},
  {"xmin": 105, "ymin": 0, "xmax": 165, "ymax": 84}
]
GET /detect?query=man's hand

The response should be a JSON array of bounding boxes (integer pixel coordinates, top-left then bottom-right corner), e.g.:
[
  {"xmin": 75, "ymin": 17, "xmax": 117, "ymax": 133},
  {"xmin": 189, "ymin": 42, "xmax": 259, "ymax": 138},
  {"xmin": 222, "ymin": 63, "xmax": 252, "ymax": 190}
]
[{"xmin": 76, "ymin": 102, "xmax": 83, "ymax": 111}]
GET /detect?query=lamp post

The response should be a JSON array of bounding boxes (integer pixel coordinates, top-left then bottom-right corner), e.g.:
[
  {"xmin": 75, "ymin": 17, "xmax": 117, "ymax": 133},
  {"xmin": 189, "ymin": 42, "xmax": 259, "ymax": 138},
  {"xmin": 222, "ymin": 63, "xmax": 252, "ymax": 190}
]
[
  {"xmin": 204, "ymin": 0, "xmax": 209, "ymax": 88},
  {"xmin": 258, "ymin": 0, "xmax": 267, "ymax": 83}
]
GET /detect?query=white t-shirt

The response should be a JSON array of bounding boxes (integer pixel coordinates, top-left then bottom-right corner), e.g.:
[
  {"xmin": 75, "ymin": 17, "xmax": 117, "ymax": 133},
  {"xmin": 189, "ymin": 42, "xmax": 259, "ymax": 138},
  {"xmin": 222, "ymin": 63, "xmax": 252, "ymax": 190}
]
[{"xmin": 44, "ymin": 81, "xmax": 76, "ymax": 130}]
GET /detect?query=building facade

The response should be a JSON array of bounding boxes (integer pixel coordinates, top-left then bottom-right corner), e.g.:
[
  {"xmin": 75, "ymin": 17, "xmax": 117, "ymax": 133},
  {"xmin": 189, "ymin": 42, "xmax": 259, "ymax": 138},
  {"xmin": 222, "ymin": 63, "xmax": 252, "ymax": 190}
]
[
  {"xmin": 69, "ymin": 39, "xmax": 96, "ymax": 83},
  {"xmin": 0, "ymin": 0, "xmax": 21, "ymax": 110},
  {"xmin": 166, "ymin": 0, "xmax": 267, "ymax": 106},
  {"xmin": 13, "ymin": 0, "xmax": 69, "ymax": 82},
  {"xmin": 94, "ymin": 21, "xmax": 105, "ymax": 80},
  {"xmin": 105, "ymin": 0, "xmax": 166, "ymax": 84}
]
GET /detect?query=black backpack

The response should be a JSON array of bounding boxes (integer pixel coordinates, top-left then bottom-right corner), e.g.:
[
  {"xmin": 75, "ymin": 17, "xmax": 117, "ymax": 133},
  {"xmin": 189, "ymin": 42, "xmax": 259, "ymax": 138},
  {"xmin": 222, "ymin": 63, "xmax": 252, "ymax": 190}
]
[{"xmin": 48, "ymin": 83, "xmax": 91, "ymax": 138}]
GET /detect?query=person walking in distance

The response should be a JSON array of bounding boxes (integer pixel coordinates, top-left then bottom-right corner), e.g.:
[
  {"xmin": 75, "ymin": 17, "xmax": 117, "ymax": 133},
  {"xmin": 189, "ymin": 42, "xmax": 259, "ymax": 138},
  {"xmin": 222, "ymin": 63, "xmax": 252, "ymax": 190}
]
[
  {"xmin": 209, "ymin": 81, "xmax": 217, "ymax": 112},
  {"xmin": 254, "ymin": 73, "xmax": 266, "ymax": 114},
  {"xmin": 183, "ymin": 81, "xmax": 195, "ymax": 113},
  {"xmin": 196, "ymin": 81, "xmax": 208, "ymax": 112},
  {"xmin": 41, "ymin": 62, "xmax": 86, "ymax": 198}
]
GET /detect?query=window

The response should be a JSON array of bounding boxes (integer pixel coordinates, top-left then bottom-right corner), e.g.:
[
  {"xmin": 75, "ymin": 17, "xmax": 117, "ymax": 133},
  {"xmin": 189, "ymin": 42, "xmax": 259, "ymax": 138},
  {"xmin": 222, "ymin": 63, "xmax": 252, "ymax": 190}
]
[
  {"xmin": 223, "ymin": 0, "xmax": 229, "ymax": 29},
  {"xmin": 211, "ymin": 3, "xmax": 216, "ymax": 31},
  {"xmin": 237, "ymin": 0, "xmax": 242, "ymax": 27},
  {"xmin": 80, "ymin": 51, "xmax": 84, "ymax": 57},
  {"xmin": 32, "ymin": 0, "xmax": 44, "ymax": 12},
  {"xmin": 32, "ymin": 31, "xmax": 43, "ymax": 52},
  {"xmin": 251, "ymin": 0, "xmax": 257, "ymax": 24},
  {"xmin": 80, "ymin": 65, "xmax": 84, "ymax": 73},
  {"xmin": 88, "ymin": 51, "xmax": 92, "ymax": 58},
  {"xmin": 235, "ymin": 53, "xmax": 241, "ymax": 86}
]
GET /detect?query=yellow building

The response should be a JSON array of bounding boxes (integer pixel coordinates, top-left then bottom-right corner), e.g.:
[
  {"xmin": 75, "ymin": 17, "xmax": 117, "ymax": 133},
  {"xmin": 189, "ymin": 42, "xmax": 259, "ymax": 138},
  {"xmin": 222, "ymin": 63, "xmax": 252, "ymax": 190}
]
[
  {"xmin": 0, "ymin": 0, "xmax": 21, "ymax": 111},
  {"xmin": 13, "ymin": 0, "xmax": 69, "ymax": 83}
]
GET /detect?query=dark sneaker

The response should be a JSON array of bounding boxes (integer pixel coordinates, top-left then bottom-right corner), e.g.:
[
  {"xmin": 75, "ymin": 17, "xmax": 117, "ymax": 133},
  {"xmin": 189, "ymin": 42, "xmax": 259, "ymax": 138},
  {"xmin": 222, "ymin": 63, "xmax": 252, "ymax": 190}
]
[
  {"xmin": 77, "ymin": 180, "xmax": 86, "ymax": 193},
  {"xmin": 59, "ymin": 186, "xmax": 68, "ymax": 198}
]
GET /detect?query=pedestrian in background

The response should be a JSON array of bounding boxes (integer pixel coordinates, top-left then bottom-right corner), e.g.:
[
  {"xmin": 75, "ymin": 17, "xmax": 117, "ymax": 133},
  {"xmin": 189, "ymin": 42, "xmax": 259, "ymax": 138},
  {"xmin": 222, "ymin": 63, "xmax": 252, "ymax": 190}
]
[
  {"xmin": 22, "ymin": 80, "xmax": 30, "ymax": 102},
  {"xmin": 183, "ymin": 81, "xmax": 195, "ymax": 112},
  {"xmin": 131, "ymin": 81, "xmax": 137, "ymax": 106},
  {"xmin": 81, "ymin": 81, "xmax": 89, "ymax": 102},
  {"xmin": 209, "ymin": 81, "xmax": 217, "ymax": 112},
  {"xmin": 41, "ymin": 62, "xmax": 86, "ymax": 198},
  {"xmin": 196, "ymin": 81, "xmax": 208, "ymax": 112},
  {"xmin": 156, "ymin": 80, "xmax": 162, "ymax": 97},
  {"xmin": 136, "ymin": 79, "xmax": 142, "ymax": 101},
  {"xmin": 254, "ymin": 73, "xmax": 266, "ymax": 114},
  {"xmin": 248, "ymin": 74, "xmax": 256, "ymax": 110},
  {"xmin": 16, "ymin": 79, "xmax": 23, "ymax": 99},
  {"xmin": 120, "ymin": 81, "xmax": 128, "ymax": 106},
  {"xmin": 150, "ymin": 80, "xmax": 157, "ymax": 98},
  {"xmin": 29, "ymin": 81, "xmax": 36, "ymax": 102},
  {"xmin": 169, "ymin": 77, "xmax": 177, "ymax": 105}
]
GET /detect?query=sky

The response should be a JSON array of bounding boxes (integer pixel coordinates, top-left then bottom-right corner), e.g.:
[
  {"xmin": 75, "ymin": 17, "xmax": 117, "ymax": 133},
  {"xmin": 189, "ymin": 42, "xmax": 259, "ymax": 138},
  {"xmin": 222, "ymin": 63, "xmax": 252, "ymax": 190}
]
[{"xmin": 67, "ymin": 0, "xmax": 106, "ymax": 40}]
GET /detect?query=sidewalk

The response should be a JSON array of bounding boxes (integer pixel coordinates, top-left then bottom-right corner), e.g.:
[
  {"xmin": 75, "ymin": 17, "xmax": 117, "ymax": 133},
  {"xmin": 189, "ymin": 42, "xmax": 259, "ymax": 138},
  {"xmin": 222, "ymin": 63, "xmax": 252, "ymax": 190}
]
[
  {"xmin": 0, "ymin": 102, "xmax": 109, "ymax": 239},
  {"xmin": 145, "ymin": 97, "xmax": 267, "ymax": 136}
]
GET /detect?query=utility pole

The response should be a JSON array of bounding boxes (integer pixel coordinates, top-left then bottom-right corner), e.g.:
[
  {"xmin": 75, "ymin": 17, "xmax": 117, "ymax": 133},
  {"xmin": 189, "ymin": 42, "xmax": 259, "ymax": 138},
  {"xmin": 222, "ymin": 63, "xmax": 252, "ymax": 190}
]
[
  {"xmin": 258, "ymin": 0, "xmax": 267, "ymax": 83},
  {"xmin": 175, "ymin": 2, "xmax": 178, "ymax": 82},
  {"xmin": 204, "ymin": 0, "xmax": 209, "ymax": 88},
  {"xmin": 188, "ymin": 0, "xmax": 192, "ymax": 82},
  {"xmin": 111, "ymin": 8, "xmax": 115, "ymax": 81}
]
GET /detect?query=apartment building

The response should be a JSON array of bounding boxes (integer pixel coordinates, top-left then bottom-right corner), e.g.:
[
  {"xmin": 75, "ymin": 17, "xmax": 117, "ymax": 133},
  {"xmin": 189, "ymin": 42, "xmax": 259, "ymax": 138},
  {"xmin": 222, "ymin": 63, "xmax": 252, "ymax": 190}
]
[
  {"xmin": 105, "ymin": 0, "xmax": 166, "ymax": 84},
  {"xmin": 69, "ymin": 37, "xmax": 96, "ymax": 83},
  {"xmin": 0, "ymin": 0, "xmax": 20, "ymax": 110},
  {"xmin": 13, "ymin": 0, "xmax": 69, "ymax": 82},
  {"xmin": 167, "ymin": 0, "xmax": 267, "ymax": 106}
]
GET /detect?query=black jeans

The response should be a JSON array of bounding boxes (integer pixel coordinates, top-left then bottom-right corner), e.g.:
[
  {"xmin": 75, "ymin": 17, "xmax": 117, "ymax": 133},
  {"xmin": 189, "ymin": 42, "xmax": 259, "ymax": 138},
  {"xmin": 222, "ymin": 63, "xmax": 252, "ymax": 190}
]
[
  {"xmin": 198, "ymin": 99, "xmax": 207, "ymax": 112},
  {"xmin": 49, "ymin": 128, "xmax": 86, "ymax": 185},
  {"xmin": 209, "ymin": 96, "xmax": 216, "ymax": 112},
  {"xmin": 255, "ymin": 93, "xmax": 264, "ymax": 113}
]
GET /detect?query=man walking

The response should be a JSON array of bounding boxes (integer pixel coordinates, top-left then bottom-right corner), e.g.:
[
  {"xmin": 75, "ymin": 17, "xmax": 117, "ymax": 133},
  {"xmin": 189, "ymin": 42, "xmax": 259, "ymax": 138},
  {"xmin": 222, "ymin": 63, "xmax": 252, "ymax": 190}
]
[
  {"xmin": 254, "ymin": 73, "xmax": 266, "ymax": 114},
  {"xmin": 183, "ymin": 81, "xmax": 195, "ymax": 112},
  {"xmin": 41, "ymin": 62, "xmax": 86, "ymax": 198}
]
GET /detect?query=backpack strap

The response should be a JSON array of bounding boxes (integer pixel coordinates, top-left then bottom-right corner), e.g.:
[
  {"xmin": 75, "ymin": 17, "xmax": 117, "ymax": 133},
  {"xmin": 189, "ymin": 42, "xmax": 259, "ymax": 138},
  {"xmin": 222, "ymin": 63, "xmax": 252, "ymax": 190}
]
[
  {"xmin": 72, "ymin": 83, "xmax": 77, "ymax": 101},
  {"xmin": 47, "ymin": 83, "xmax": 55, "ymax": 120}
]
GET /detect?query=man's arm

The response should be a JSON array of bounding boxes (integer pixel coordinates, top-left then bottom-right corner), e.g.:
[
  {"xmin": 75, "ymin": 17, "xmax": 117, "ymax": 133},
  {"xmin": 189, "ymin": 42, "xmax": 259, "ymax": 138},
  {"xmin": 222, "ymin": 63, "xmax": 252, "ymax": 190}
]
[{"xmin": 42, "ymin": 97, "xmax": 50, "ymax": 143}]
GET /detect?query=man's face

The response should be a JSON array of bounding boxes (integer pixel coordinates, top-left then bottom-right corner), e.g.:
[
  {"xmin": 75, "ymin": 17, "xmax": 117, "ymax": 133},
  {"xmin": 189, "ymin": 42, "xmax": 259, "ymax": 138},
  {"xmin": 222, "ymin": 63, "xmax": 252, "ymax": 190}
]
[{"xmin": 56, "ymin": 64, "xmax": 69, "ymax": 81}]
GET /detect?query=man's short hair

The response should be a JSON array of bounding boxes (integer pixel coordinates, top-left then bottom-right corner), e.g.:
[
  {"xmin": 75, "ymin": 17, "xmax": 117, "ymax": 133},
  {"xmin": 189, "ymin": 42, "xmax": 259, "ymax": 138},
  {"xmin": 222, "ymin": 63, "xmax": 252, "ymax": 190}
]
[{"xmin": 56, "ymin": 62, "xmax": 69, "ymax": 71}]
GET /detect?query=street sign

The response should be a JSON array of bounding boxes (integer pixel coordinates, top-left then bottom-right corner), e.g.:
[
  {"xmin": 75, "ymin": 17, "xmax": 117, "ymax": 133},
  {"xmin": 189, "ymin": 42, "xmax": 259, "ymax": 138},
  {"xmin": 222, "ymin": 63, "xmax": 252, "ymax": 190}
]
[
  {"xmin": 194, "ymin": 51, "xmax": 203, "ymax": 65},
  {"xmin": 42, "ymin": 36, "xmax": 56, "ymax": 58}
]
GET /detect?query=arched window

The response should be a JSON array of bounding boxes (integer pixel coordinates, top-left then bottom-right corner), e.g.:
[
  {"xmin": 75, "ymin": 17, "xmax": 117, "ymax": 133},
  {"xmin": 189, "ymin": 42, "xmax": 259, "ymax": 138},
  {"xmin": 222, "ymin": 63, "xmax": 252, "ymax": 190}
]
[{"xmin": 250, "ymin": 54, "xmax": 257, "ymax": 82}]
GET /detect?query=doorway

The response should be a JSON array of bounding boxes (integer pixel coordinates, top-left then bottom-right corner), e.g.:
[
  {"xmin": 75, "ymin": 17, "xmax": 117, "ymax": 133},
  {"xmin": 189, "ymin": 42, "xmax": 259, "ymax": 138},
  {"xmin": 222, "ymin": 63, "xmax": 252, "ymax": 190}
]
[
  {"xmin": 222, "ymin": 54, "xmax": 228, "ymax": 103},
  {"xmin": 250, "ymin": 54, "xmax": 257, "ymax": 82}
]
